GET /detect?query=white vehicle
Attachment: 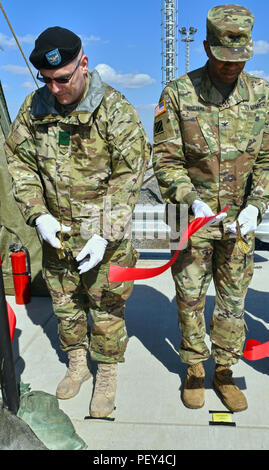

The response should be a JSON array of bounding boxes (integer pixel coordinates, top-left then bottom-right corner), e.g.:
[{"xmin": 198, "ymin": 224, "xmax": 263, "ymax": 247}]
[
  {"xmin": 255, "ymin": 208, "xmax": 269, "ymax": 244},
  {"xmin": 133, "ymin": 205, "xmax": 269, "ymax": 245}
]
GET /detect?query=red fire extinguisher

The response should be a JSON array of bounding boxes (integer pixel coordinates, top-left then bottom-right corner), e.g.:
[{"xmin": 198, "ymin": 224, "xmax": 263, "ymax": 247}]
[{"xmin": 9, "ymin": 243, "xmax": 31, "ymax": 305}]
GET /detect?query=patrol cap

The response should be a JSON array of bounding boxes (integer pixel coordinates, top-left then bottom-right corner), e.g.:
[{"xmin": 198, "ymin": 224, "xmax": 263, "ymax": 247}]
[
  {"xmin": 206, "ymin": 4, "xmax": 254, "ymax": 62},
  {"xmin": 29, "ymin": 26, "xmax": 82, "ymax": 70}
]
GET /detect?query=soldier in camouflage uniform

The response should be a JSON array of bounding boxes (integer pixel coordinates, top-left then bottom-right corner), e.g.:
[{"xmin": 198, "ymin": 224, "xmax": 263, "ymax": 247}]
[
  {"xmin": 153, "ymin": 5, "xmax": 269, "ymax": 412},
  {"xmin": 5, "ymin": 27, "xmax": 151, "ymax": 418}
]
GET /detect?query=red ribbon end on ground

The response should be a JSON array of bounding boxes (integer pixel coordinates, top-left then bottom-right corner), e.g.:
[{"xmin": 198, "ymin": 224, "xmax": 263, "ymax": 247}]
[
  {"xmin": 244, "ymin": 339, "xmax": 269, "ymax": 361},
  {"xmin": 7, "ymin": 301, "xmax": 16, "ymax": 342}
]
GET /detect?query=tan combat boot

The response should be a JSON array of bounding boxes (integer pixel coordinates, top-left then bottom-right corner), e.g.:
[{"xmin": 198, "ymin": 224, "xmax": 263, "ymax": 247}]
[
  {"xmin": 56, "ymin": 348, "xmax": 91, "ymax": 399},
  {"xmin": 213, "ymin": 365, "xmax": 248, "ymax": 412},
  {"xmin": 182, "ymin": 362, "xmax": 205, "ymax": 409},
  {"xmin": 90, "ymin": 363, "xmax": 117, "ymax": 418}
]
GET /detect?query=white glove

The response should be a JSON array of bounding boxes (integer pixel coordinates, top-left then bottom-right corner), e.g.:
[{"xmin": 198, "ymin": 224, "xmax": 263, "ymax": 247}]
[
  {"xmin": 192, "ymin": 200, "xmax": 227, "ymax": 226},
  {"xmin": 76, "ymin": 234, "xmax": 108, "ymax": 274},
  {"xmin": 227, "ymin": 204, "xmax": 259, "ymax": 236},
  {"xmin": 35, "ymin": 214, "xmax": 71, "ymax": 248}
]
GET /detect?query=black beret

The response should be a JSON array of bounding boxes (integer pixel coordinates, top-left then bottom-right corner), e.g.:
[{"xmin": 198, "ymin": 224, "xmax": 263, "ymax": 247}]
[{"xmin": 29, "ymin": 26, "xmax": 82, "ymax": 70}]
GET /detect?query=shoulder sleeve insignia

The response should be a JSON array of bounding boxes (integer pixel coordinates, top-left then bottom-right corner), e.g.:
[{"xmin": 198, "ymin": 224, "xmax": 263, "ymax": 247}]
[
  {"xmin": 154, "ymin": 120, "xmax": 164, "ymax": 135},
  {"xmin": 155, "ymin": 100, "xmax": 166, "ymax": 117}
]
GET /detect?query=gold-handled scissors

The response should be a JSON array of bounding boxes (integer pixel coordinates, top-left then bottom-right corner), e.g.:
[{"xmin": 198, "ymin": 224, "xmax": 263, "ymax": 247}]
[
  {"xmin": 56, "ymin": 224, "xmax": 66, "ymax": 259},
  {"xmin": 236, "ymin": 220, "xmax": 251, "ymax": 254}
]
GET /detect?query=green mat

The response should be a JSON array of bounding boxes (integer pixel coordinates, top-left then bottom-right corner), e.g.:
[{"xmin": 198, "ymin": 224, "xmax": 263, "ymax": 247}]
[{"xmin": 1, "ymin": 383, "xmax": 87, "ymax": 451}]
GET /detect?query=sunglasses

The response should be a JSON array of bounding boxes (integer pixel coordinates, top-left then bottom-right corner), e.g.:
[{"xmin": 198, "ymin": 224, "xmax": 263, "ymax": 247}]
[{"xmin": 36, "ymin": 55, "xmax": 82, "ymax": 84}]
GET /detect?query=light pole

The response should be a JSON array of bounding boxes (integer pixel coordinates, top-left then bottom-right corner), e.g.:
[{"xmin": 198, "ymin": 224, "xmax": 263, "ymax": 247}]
[{"xmin": 179, "ymin": 26, "xmax": 197, "ymax": 73}]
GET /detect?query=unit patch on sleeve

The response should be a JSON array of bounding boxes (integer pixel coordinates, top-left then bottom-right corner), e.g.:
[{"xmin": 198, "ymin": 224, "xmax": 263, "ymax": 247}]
[{"xmin": 154, "ymin": 120, "xmax": 164, "ymax": 135}]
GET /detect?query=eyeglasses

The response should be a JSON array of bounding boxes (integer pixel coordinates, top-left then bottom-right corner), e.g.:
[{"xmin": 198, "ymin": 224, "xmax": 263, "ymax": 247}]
[{"xmin": 36, "ymin": 55, "xmax": 82, "ymax": 84}]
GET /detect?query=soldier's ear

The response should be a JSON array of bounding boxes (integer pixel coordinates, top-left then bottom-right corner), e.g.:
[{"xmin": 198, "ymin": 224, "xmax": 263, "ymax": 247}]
[
  {"xmin": 81, "ymin": 54, "xmax": 88, "ymax": 74},
  {"xmin": 203, "ymin": 40, "xmax": 211, "ymax": 58}
]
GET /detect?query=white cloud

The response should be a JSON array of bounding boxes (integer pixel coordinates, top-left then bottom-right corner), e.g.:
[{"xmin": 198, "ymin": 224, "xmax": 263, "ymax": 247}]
[
  {"xmin": 95, "ymin": 64, "xmax": 155, "ymax": 89},
  {"xmin": 0, "ymin": 31, "xmax": 104, "ymax": 49},
  {"xmin": 18, "ymin": 34, "xmax": 36, "ymax": 45},
  {"xmin": 0, "ymin": 64, "xmax": 29, "ymax": 75},
  {"xmin": 2, "ymin": 83, "xmax": 10, "ymax": 91},
  {"xmin": 135, "ymin": 103, "xmax": 157, "ymax": 112},
  {"xmin": 21, "ymin": 81, "xmax": 36, "ymax": 90},
  {"xmin": 254, "ymin": 40, "xmax": 269, "ymax": 55},
  {"xmin": 247, "ymin": 70, "xmax": 269, "ymax": 81},
  {"xmin": 0, "ymin": 32, "xmax": 35, "ymax": 49},
  {"xmin": 0, "ymin": 32, "xmax": 15, "ymax": 48}
]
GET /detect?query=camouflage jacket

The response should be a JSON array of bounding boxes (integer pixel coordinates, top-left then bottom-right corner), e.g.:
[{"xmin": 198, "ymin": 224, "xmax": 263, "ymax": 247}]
[
  {"xmin": 5, "ymin": 71, "xmax": 151, "ymax": 244},
  {"xmin": 153, "ymin": 64, "xmax": 269, "ymax": 238}
]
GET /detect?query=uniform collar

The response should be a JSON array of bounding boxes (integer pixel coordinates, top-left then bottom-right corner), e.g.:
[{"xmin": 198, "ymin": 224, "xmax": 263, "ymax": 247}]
[
  {"xmin": 31, "ymin": 70, "xmax": 104, "ymax": 122},
  {"xmin": 199, "ymin": 62, "xmax": 249, "ymax": 107}
]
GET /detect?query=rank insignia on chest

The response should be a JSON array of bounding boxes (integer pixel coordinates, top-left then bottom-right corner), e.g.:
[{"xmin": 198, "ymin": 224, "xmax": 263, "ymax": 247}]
[{"xmin": 58, "ymin": 131, "xmax": 70, "ymax": 146}]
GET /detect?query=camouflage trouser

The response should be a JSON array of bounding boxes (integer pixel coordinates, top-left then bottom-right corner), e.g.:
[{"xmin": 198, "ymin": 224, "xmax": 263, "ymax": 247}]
[
  {"xmin": 171, "ymin": 233, "xmax": 255, "ymax": 366},
  {"xmin": 42, "ymin": 240, "xmax": 138, "ymax": 363}
]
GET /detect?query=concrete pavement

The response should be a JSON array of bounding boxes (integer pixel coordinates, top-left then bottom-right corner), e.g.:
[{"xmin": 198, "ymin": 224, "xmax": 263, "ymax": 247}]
[{"xmin": 6, "ymin": 248, "xmax": 269, "ymax": 451}]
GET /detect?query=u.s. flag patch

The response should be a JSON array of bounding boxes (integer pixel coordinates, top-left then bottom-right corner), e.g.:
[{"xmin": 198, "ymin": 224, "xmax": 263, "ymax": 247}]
[{"xmin": 155, "ymin": 100, "xmax": 166, "ymax": 117}]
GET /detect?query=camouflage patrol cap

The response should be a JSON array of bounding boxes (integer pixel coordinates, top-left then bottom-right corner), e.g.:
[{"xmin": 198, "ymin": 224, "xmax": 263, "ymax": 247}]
[
  {"xmin": 207, "ymin": 4, "xmax": 254, "ymax": 62},
  {"xmin": 30, "ymin": 26, "xmax": 81, "ymax": 70}
]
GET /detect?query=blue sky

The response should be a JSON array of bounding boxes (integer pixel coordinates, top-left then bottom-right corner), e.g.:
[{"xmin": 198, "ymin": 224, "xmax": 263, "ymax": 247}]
[{"xmin": 0, "ymin": 0, "xmax": 269, "ymax": 141}]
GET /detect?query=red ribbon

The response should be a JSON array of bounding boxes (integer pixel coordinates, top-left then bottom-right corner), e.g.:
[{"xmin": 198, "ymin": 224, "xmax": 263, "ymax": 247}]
[
  {"xmin": 244, "ymin": 339, "xmax": 269, "ymax": 361},
  {"xmin": 109, "ymin": 205, "xmax": 229, "ymax": 282},
  {"xmin": 6, "ymin": 301, "xmax": 16, "ymax": 342}
]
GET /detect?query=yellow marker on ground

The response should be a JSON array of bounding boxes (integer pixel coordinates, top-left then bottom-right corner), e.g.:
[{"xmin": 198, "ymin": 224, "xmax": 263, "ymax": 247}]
[
  {"xmin": 209, "ymin": 410, "xmax": 235, "ymax": 426},
  {"xmin": 212, "ymin": 412, "xmax": 233, "ymax": 423}
]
